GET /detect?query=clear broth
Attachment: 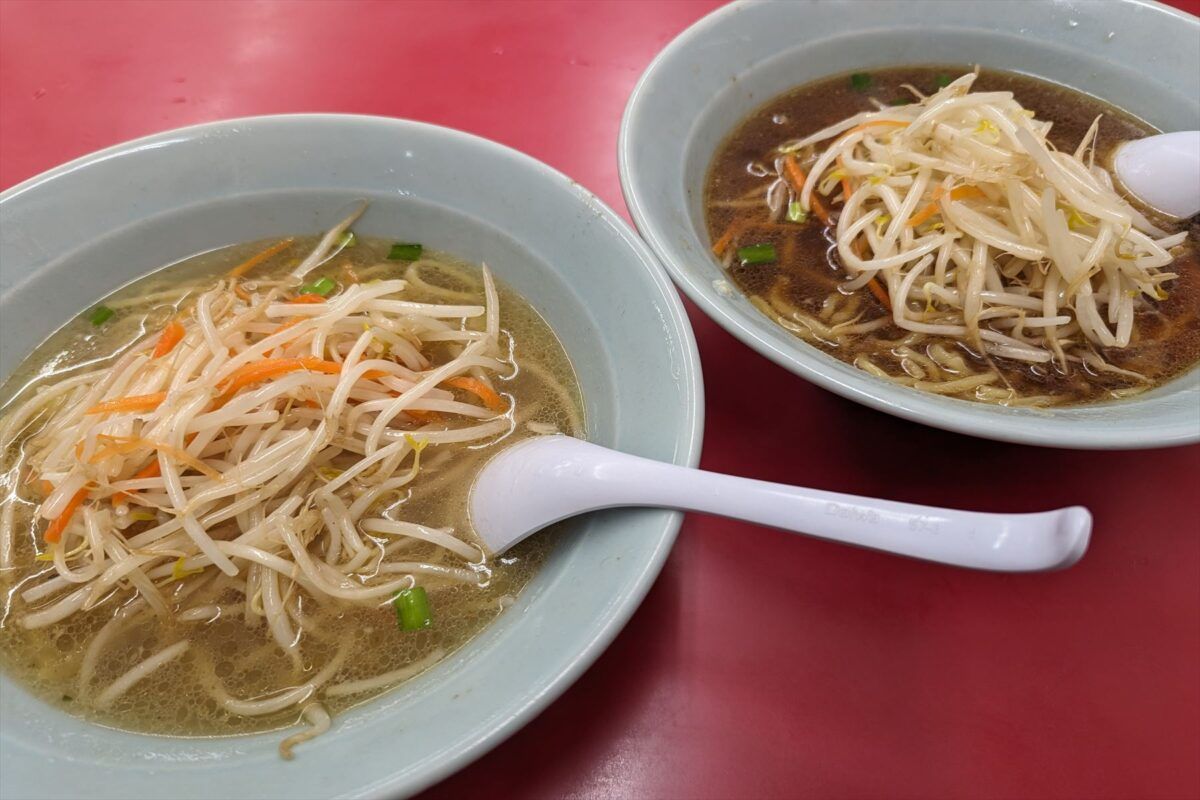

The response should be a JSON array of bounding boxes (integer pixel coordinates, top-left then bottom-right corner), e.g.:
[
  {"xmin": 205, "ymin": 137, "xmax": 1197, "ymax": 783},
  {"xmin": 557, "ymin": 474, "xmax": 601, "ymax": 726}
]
[{"xmin": 0, "ymin": 236, "xmax": 584, "ymax": 736}]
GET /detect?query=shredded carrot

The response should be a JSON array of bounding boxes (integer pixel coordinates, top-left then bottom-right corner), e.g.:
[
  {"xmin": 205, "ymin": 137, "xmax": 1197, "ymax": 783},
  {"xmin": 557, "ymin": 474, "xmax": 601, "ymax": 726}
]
[
  {"xmin": 228, "ymin": 237, "xmax": 295, "ymax": 279},
  {"xmin": 233, "ymin": 282, "xmax": 252, "ymax": 302},
  {"xmin": 949, "ymin": 185, "xmax": 985, "ymax": 202},
  {"xmin": 711, "ymin": 223, "xmax": 741, "ymax": 257},
  {"xmin": 89, "ymin": 436, "xmax": 152, "ymax": 465},
  {"xmin": 44, "ymin": 485, "xmax": 90, "ymax": 543},
  {"xmin": 836, "ymin": 155, "xmax": 853, "ymax": 203},
  {"xmin": 85, "ymin": 392, "xmax": 167, "ymax": 416},
  {"xmin": 907, "ymin": 185, "xmax": 984, "ymax": 228},
  {"xmin": 787, "ymin": 122, "xmax": 907, "ymax": 217},
  {"xmin": 39, "ymin": 480, "xmax": 54, "ymax": 496},
  {"xmin": 136, "ymin": 461, "xmax": 163, "ymax": 480},
  {"xmin": 866, "ymin": 278, "xmax": 892, "ymax": 310},
  {"xmin": 847, "ymin": 237, "xmax": 892, "ymax": 312},
  {"xmin": 783, "ymin": 156, "xmax": 832, "ymax": 226},
  {"xmin": 444, "ymin": 376, "xmax": 507, "ymax": 412},
  {"xmin": 288, "ymin": 294, "xmax": 326, "ymax": 305},
  {"xmin": 218, "ymin": 357, "xmax": 342, "ymax": 398},
  {"xmin": 782, "ymin": 156, "xmax": 809, "ymax": 193},
  {"xmin": 113, "ymin": 460, "xmax": 162, "ymax": 507},
  {"xmin": 263, "ymin": 317, "xmax": 304, "ymax": 357},
  {"xmin": 275, "ymin": 318, "xmax": 304, "ymax": 334},
  {"xmin": 906, "ymin": 202, "xmax": 940, "ymax": 229},
  {"xmin": 87, "ymin": 435, "xmax": 220, "ymax": 479},
  {"xmin": 152, "ymin": 321, "xmax": 186, "ymax": 359}
]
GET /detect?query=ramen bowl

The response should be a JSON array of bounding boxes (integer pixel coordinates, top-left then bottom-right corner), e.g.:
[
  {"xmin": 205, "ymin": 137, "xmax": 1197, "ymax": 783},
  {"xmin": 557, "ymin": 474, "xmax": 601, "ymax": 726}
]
[
  {"xmin": 0, "ymin": 116, "xmax": 703, "ymax": 798},
  {"xmin": 619, "ymin": 0, "xmax": 1200, "ymax": 448}
]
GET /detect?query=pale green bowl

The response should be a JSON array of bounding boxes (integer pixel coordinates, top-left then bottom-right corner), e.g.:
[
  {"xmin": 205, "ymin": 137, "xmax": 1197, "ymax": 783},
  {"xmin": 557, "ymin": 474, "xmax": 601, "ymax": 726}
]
[
  {"xmin": 620, "ymin": 0, "xmax": 1200, "ymax": 448},
  {"xmin": 0, "ymin": 116, "xmax": 703, "ymax": 799}
]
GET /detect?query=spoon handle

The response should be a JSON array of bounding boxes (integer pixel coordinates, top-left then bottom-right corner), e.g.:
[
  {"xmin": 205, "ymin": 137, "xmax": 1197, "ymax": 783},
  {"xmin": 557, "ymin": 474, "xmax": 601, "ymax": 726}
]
[{"xmin": 502, "ymin": 438, "xmax": 1090, "ymax": 571}]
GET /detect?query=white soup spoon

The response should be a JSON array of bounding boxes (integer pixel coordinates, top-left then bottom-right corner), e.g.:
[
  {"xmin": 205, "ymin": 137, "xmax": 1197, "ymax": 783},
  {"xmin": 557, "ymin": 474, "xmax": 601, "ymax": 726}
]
[{"xmin": 470, "ymin": 436, "xmax": 1092, "ymax": 572}]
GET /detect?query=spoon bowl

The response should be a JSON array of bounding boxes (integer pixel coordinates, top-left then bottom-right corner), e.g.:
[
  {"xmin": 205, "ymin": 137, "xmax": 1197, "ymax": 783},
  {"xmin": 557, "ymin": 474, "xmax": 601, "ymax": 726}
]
[{"xmin": 1113, "ymin": 130, "xmax": 1200, "ymax": 219}]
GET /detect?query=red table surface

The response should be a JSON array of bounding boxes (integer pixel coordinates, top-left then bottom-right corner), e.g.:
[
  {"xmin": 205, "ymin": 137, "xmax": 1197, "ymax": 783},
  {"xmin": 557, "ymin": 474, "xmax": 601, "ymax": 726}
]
[{"xmin": 2, "ymin": 1, "xmax": 1199, "ymax": 798}]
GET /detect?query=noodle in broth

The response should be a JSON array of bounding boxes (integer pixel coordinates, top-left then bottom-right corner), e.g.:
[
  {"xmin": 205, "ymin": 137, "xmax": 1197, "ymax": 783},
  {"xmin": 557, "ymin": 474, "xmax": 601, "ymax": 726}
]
[
  {"xmin": 0, "ymin": 215, "xmax": 583, "ymax": 757},
  {"xmin": 705, "ymin": 66, "xmax": 1199, "ymax": 406}
]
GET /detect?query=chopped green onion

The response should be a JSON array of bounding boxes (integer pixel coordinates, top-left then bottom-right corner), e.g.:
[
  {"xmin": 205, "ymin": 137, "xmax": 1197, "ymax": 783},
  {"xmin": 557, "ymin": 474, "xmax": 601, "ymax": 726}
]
[
  {"xmin": 888, "ymin": 98, "xmax": 912, "ymax": 106},
  {"xmin": 338, "ymin": 231, "xmax": 357, "ymax": 248},
  {"xmin": 387, "ymin": 243, "xmax": 423, "ymax": 261},
  {"xmin": 393, "ymin": 586, "xmax": 432, "ymax": 631},
  {"xmin": 89, "ymin": 306, "xmax": 115, "ymax": 326},
  {"xmin": 850, "ymin": 72, "xmax": 872, "ymax": 92},
  {"xmin": 935, "ymin": 74, "xmax": 951, "ymax": 88},
  {"xmin": 299, "ymin": 276, "xmax": 336, "ymax": 297},
  {"xmin": 787, "ymin": 201, "xmax": 807, "ymax": 223},
  {"xmin": 737, "ymin": 243, "xmax": 777, "ymax": 265}
]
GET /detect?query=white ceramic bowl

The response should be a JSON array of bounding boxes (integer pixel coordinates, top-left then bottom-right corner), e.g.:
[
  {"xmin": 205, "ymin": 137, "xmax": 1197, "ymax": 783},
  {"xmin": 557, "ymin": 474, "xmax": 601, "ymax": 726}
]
[
  {"xmin": 0, "ymin": 116, "xmax": 703, "ymax": 799},
  {"xmin": 619, "ymin": 0, "xmax": 1200, "ymax": 448}
]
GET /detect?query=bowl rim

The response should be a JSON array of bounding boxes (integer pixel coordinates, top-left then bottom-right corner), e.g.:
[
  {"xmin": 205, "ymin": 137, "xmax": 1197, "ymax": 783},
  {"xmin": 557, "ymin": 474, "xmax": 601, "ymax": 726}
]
[
  {"xmin": 617, "ymin": 0, "xmax": 1200, "ymax": 450},
  {"xmin": 0, "ymin": 113, "xmax": 706, "ymax": 799}
]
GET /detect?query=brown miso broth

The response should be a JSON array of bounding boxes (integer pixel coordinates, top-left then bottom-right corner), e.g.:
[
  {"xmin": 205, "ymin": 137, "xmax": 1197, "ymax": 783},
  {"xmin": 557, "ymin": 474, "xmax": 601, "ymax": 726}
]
[{"xmin": 704, "ymin": 66, "xmax": 1200, "ymax": 405}]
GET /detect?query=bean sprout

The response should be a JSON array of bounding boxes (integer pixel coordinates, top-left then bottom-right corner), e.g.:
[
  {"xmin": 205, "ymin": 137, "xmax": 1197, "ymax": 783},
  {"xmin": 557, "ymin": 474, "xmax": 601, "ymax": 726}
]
[
  {"xmin": 0, "ymin": 206, "xmax": 582, "ymax": 755},
  {"xmin": 714, "ymin": 69, "xmax": 1192, "ymax": 404}
]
